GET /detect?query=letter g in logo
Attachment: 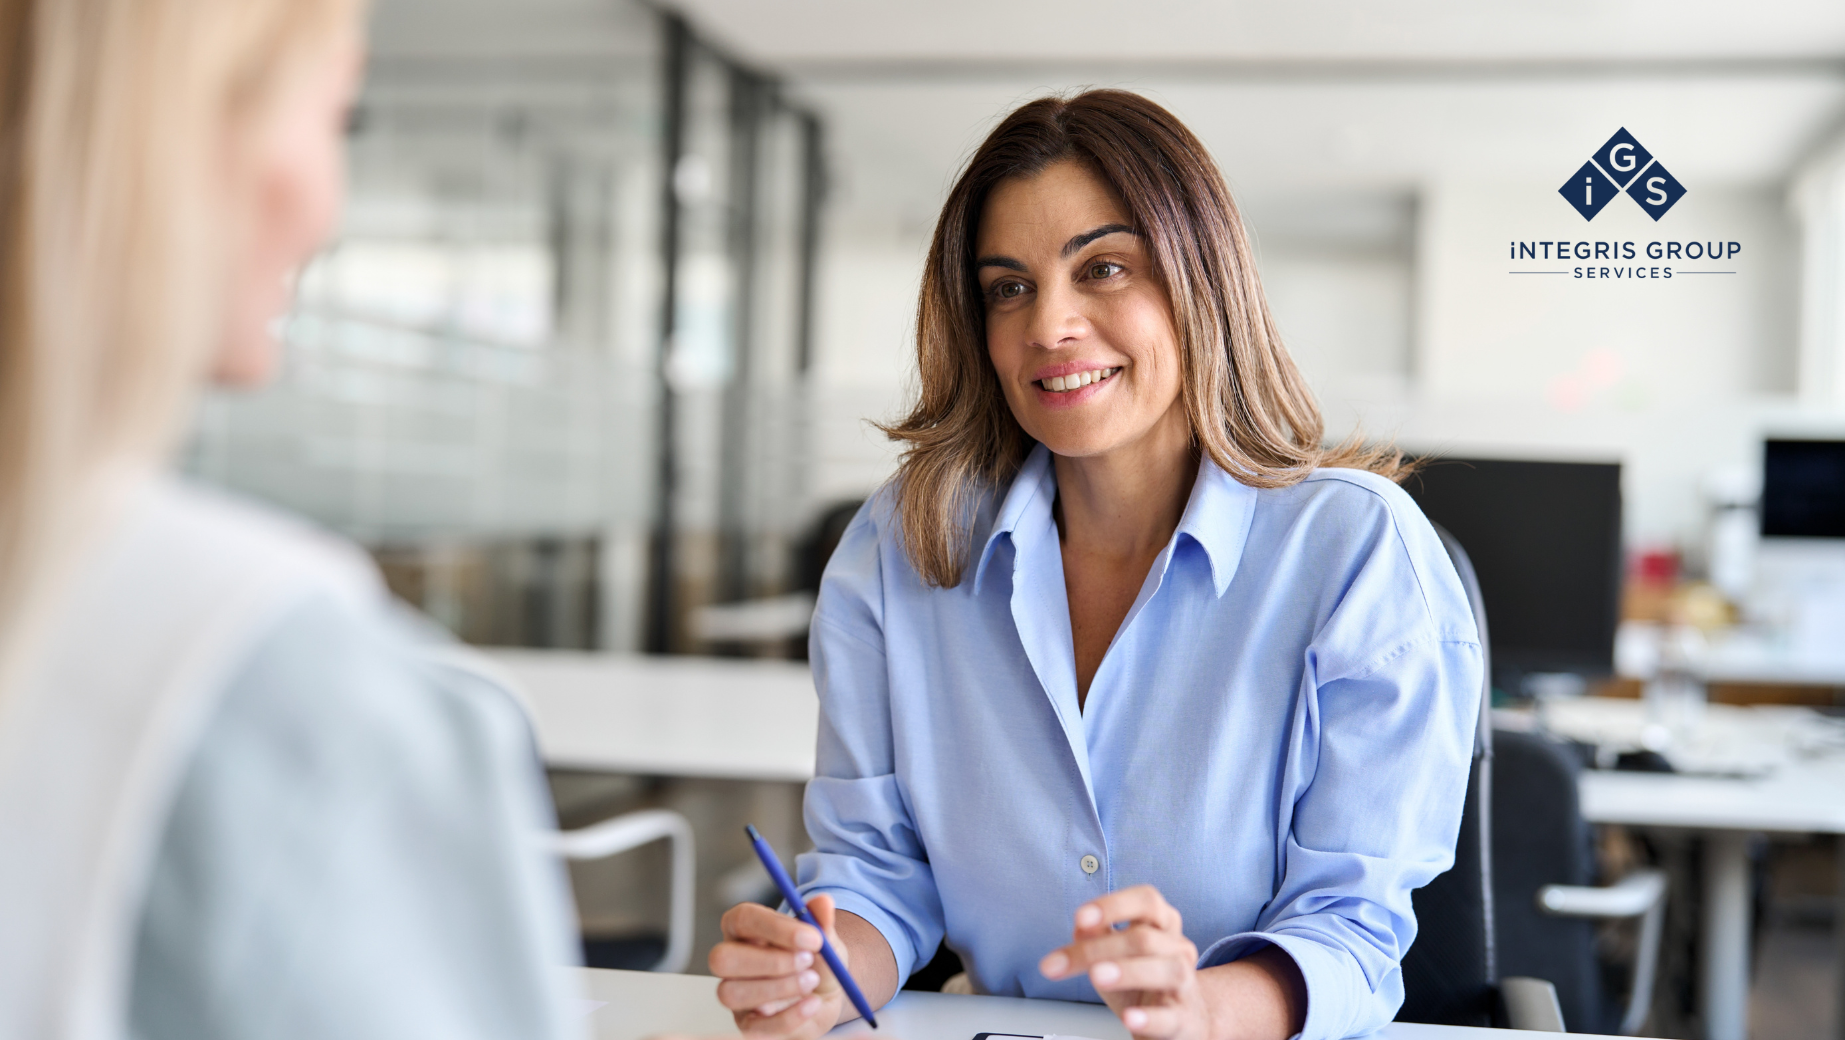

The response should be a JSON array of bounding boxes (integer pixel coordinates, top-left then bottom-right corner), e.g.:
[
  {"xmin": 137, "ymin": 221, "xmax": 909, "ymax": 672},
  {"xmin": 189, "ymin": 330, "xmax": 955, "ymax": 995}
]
[{"xmin": 1592, "ymin": 129, "xmax": 1653, "ymax": 190}]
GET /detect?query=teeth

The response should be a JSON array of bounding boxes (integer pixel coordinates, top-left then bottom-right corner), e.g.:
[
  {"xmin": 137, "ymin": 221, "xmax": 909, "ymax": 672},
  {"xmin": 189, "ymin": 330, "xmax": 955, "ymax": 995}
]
[{"xmin": 1039, "ymin": 367, "xmax": 1118, "ymax": 393}]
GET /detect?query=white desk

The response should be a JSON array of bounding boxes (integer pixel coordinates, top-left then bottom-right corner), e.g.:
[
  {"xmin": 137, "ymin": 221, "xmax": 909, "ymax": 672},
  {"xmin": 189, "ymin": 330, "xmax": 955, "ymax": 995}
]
[
  {"xmin": 1537, "ymin": 699, "xmax": 1845, "ymax": 1040},
  {"xmin": 576, "ymin": 967, "xmax": 1624, "ymax": 1040},
  {"xmin": 1698, "ymin": 630, "xmax": 1845, "ymax": 687},
  {"xmin": 1615, "ymin": 620, "xmax": 1845, "ymax": 689},
  {"xmin": 484, "ymin": 650, "xmax": 816, "ymax": 782}
]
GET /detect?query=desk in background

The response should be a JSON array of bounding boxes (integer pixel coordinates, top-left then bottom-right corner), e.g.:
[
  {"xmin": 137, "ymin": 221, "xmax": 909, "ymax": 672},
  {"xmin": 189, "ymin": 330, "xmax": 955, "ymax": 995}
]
[
  {"xmin": 1537, "ymin": 698, "xmax": 1845, "ymax": 1040},
  {"xmin": 578, "ymin": 967, "xmax": 1625, "ymax": 1040},
  {"xmin": 1694, "ymin": 628, "xmax": 1845, "ymax": 689},
  {"xmin": 486, "ymin": 649, "xmax": 816, "ymax": 783},
  {"xmin": 1611, "ymin": 621, "xmax": 1845, "ymax": 703}
]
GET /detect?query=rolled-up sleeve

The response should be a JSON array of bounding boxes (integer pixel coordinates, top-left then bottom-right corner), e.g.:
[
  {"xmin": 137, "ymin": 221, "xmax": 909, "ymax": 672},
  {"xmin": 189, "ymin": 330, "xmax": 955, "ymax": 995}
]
[
  {"xmin": 795, "ymin": 506, "xmax": 944, "ymax": 984},
  {"xmin": 1198, "ymin": 531, "xmax": 1483, "ymax": 1039}
]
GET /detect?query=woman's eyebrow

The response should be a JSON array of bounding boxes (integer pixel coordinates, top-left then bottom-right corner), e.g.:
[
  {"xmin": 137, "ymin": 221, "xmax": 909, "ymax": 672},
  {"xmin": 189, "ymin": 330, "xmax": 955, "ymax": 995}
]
[
  {"xmin": 1061, "ymin": 223, "xmax": 1136, "ymax": 258},
  {"xmin": 975, "ymin": 255, "xmax": 1027, "ymax": 272}
]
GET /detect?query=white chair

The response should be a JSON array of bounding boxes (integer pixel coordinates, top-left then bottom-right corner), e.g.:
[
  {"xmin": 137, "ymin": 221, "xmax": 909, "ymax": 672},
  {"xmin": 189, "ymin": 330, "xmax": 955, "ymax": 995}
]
[
  {"xmin": 1534, "ymin": 868, "xmax": 1668, "ymax": 1036},
  {"xmin": 424, "ymin": 646, "xmax": 698, "ymax": 974},
  {"xmin": 555, "ymin": 808, "xmax": 697, "ymax": 974}
]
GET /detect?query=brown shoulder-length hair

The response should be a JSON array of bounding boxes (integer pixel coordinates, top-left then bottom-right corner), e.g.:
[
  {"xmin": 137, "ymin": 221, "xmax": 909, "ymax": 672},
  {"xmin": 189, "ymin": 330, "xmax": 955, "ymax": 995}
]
[{"xmin": 878, "ymin": 89, "xmax": 1410, "ymax": 588}]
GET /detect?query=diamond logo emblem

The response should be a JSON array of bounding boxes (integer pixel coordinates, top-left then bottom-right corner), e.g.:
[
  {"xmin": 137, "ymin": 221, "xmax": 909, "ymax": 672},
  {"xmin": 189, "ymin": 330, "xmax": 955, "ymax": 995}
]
[
  {"xmin": 1625, "ymin": 160, "xmax": 1686, "ymax": 221},
  {"xmin": 1592, "ymin": 127, "xmax": 1653, "ymax": 189},
  {"xmin": 1561, "ymin": 128, "xmax": 1686, "ymax": 221},
  {"xmin": 1559, "ymin": 160, "xmax": 1621, "ymax": 221}
]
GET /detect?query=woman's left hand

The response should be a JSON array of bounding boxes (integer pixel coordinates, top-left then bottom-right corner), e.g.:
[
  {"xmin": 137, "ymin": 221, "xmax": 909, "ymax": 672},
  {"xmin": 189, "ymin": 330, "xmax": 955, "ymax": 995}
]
[{"xmin": 1038, "ymin": 885, "xmax": 1214, "ymax": 1040}]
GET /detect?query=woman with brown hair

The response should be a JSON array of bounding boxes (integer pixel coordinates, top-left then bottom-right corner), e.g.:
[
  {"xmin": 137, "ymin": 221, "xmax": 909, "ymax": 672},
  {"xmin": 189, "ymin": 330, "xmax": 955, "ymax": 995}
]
[{"xmin": 710, "ymin": 91, "xmax": 1482, "ymax": 1040}]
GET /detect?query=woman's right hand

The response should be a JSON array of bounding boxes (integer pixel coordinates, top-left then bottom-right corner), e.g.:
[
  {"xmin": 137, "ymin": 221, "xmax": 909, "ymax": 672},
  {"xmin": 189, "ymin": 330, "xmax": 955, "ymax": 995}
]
[{"xmin": 708, "ymin": 895, "xmax": 849, "ymax": 1038}]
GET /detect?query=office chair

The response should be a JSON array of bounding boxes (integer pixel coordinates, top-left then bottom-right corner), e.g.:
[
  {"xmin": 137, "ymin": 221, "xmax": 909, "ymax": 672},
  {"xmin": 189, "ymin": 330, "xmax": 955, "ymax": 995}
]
[
  {"xmin": 1398, "ymin": 526, "xmax": 1665, "ymax": 1034},
  {"xmin": 1397, "ymin": 525, "xmax": 1502, "ymax": 1028},
  {"xmin": 1494, "ymin": 728, "xmax": 1666, "ymax": 1036},
  {"xmin": 555, "ymin": 808, "xmax": 697, "ymax": 973},
  {"xmin": 424, "ymin": 647, "xmax": 698, "ymax": 974}
]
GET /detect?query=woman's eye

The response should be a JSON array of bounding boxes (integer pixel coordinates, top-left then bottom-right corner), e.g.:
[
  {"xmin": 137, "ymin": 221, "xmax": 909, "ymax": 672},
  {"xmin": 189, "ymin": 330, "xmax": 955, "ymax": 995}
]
[
  {"xmin": 1087, "ymin": 261, "xmax": 1122, "ymax": 280},
  {"xmin": 992, "ymin": 281, "xmax": 1025, "ymax": 300}
]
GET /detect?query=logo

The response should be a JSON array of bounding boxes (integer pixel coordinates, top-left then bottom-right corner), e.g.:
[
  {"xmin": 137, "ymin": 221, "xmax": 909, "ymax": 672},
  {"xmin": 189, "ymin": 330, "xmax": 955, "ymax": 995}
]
[{"xmin": 1559, "ymin": 128, "xmax": 1686, "ymax": 221}]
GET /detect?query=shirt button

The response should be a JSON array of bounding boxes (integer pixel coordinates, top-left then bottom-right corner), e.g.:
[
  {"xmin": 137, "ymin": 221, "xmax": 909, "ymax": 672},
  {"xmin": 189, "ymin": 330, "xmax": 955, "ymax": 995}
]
[{"xmin": 1080, "ymin": 854, "xmax": 1100, "ymax": 875}]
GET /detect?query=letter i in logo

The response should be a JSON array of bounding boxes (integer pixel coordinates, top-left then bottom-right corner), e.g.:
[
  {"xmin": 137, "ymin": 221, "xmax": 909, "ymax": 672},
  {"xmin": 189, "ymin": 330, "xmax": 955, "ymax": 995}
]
[{"xmin": 1561, "ymin": 159, "xmax": 1620, "ymax": 220}]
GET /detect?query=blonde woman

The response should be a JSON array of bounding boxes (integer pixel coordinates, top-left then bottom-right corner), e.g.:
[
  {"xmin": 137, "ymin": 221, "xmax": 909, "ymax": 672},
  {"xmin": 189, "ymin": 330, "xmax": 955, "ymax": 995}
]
[
  {"xmin": 0, "ymin": 3, "xmax": 578, "ymax": 1038},
  {"xmin": 710, "ymin": 92, "xmax": 1482, "ymax": 1040}
]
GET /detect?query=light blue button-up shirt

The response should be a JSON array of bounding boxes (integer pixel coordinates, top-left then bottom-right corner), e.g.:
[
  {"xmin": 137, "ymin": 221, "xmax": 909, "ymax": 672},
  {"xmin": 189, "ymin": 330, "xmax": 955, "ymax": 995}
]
[{"xmin": 797, "ymin": 444, "xmax": 1483, "ymax": 1040}]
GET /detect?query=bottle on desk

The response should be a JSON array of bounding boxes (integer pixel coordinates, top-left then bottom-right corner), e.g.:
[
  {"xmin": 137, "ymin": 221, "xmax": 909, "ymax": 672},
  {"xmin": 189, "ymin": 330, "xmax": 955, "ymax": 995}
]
[{"xmin": 1642, "ymin": 622, "xmax": 1707, "ymax": 750}]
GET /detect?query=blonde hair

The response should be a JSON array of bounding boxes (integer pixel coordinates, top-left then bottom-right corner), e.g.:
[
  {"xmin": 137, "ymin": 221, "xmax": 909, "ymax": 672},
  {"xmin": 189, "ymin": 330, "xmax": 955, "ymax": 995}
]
[
  {"xmin": 0, "ymin": 0, "xmax": 358, "ymax": 691},
  {"xmin": 880, "ymin": 90, "xmax": 1411, "ymax": 588}
]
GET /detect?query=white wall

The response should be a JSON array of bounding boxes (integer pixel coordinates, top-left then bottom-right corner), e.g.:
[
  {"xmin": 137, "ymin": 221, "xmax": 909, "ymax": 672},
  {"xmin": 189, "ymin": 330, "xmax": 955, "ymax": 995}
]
[
  {"xmin": 1794, "ymin": 132, "xmax": 1845, "ymax": 406},
  {"xmin": 806, "ymin": 218, "xmax": 927, "ymax": 509},
  {"xmin": 1263, "ymin": 249, "xmax": 1413, "ymax": 401}
]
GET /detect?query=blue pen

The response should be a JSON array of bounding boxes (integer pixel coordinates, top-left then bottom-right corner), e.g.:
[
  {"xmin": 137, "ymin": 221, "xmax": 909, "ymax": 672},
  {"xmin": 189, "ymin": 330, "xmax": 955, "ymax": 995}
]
[{"xmin": 744, "ymin": 824, "xmax": 878, "ymax": 1029}]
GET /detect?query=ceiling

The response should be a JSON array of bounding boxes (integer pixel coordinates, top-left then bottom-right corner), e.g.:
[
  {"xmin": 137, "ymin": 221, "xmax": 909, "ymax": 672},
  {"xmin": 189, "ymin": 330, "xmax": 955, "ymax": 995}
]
[
  {"xmin": 670, "ymin": 0, "xmax": 1845, "ymax": 65},
  {"xmin": 666, "ymin": 1, "xmax": 1845, "ymax": 236}
]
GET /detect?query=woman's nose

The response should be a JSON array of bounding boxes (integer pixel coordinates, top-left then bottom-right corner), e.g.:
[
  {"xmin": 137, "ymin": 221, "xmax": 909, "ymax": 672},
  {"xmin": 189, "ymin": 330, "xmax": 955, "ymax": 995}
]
[{"xmin": 1026, "ymin": 283, "xmax": 1088, "ymax": 350}]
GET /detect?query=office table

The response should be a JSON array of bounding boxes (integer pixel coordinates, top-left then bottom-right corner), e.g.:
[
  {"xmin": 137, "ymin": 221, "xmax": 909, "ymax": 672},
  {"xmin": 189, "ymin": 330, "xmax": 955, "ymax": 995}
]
[
  {"xmin": 484, "ymin": 649, "xmax": 816, "ymax": 782},
  {"xmin": 1639, "ymin": 625, "xmax": 1845, "ymax": 688},
  {"xmin": 577, "ymin": 967, "xmax": 1625, "ymax": 1040},
  {"xmin": 1542, "ymin": 699, "xmax": 1845, "ymax": 1040}
]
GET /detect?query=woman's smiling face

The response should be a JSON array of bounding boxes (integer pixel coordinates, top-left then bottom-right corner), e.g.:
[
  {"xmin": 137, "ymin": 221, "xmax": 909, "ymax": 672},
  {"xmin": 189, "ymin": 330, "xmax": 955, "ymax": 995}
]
[{"xmin": 977, "ymin": 160, "xmax": 1187, "ymax": 461}]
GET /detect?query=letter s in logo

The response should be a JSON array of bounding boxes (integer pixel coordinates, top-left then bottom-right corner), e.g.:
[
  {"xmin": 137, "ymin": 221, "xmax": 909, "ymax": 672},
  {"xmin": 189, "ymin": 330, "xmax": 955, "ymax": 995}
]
[
  {"xmin": 1646, "ymin": 177, "xmax": 1667, "ymax": 206},
  {"xmin": 1610, "ymin": 142, "xmax": 1635, "ymax": 174}
]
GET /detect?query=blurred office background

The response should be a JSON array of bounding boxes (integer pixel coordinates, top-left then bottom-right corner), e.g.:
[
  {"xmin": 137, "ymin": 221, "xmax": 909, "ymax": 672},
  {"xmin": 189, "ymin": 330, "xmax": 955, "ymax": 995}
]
[{"xmin": 179, "ymin": 1, "xmax": 1845, "ymax": 1037}]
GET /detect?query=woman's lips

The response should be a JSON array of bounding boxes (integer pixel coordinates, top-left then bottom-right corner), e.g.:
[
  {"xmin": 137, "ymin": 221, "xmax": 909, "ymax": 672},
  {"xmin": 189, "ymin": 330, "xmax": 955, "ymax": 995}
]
[
  {"xmin": 1035, "ymin": 366, "xmax": 1120, "ymax": 393},
  {"xmin": 1031, "ymin": 366, "xmax": 1120, "ymax": 407}
]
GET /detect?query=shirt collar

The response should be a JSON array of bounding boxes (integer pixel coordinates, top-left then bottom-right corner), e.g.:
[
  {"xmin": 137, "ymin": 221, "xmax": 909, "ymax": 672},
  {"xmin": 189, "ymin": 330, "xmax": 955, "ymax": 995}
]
[
  {"xmin": 971, "ymin": 442, "xmax": 1258, "ymax": 598},
  {"xmin": 1173, "ymin": 454, "xmax": 1259, "ymax": 598},
  {"xmin": 973, "ymin": 444, "xmax": 1057, "ymax": 594}
]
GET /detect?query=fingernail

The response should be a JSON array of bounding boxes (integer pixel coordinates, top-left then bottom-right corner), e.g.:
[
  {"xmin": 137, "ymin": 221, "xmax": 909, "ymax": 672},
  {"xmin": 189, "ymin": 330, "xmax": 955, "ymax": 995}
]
[
  {"xmin": 1040, "ymin": 952, "xmax": 1068, "ymax": 978},
  {"xmin": 798, "ymin": 970, "xmax": 820, "ymax": 992},
  {"xmin": 799, "ymin": 996, "xmax": 821, "ymax": 1017},
  {"xmin": 793, "ymin": 950, "xmax": 814, "ymax": 969},
  {"xmin": 1091, "ymin": 961, "xmax": 1120, "ymax": 985},
  {"xmin": 1076, "ymin": 905, "xmax": 1102, "ymax": 927},
  {"xmin": 1125, "ymin": 1008, "xmax": 1148, "ymax": 1029},
  {"xmin": 797, "ymin": 929, "xmax": 822, "ymax": 951}
]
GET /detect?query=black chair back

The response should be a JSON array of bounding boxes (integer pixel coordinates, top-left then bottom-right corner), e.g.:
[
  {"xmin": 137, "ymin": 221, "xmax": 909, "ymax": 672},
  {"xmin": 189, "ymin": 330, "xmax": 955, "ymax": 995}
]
[
  {"xmin": 1397, "ymin": 525, "xmax": 1497, "ymax": 1026},
  {"xmin": 1492, "ymin": 727, "xmax": 1606, "ymax": 1033}
]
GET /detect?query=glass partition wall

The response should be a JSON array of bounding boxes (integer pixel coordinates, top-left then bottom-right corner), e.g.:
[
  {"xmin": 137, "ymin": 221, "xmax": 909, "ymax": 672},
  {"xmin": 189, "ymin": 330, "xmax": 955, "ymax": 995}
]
[
  {"xmin": 185, "ymin": 1, "xmax": 824, "ymax": 655},
  {"xmin": 653, "ymin": 23, "xmax": 823, "ymax": 653}
]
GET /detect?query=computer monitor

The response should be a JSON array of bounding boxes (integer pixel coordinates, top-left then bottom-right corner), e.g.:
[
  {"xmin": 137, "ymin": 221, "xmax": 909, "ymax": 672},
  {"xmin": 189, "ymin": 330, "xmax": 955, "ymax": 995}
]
[
  {"xmin": 1761, "ymin": 439, "xmax": 1845, "ymax": 539},
  {"xmin": 1403, "ymin": 458, "xmax": 1623, "ymax": 689}
]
